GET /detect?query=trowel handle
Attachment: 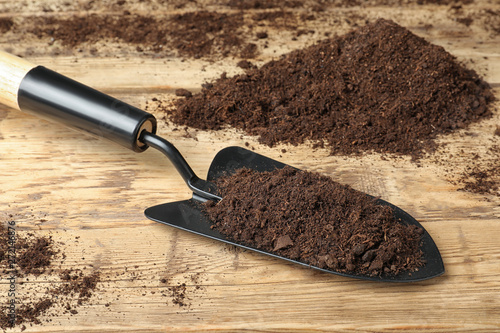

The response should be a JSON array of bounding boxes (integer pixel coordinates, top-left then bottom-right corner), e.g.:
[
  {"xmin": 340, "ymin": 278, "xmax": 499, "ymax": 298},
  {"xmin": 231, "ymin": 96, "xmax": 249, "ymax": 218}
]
[{"xmin": 0, "ymin": 51, "xmax": 157, "ymax": 152}]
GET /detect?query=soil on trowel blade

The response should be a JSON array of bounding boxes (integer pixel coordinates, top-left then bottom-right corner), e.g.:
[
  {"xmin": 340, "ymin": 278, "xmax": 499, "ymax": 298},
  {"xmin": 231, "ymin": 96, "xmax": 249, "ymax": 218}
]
[{"xmin": 204, "ymin": 167, "xmax": 424, "ymax": 277}]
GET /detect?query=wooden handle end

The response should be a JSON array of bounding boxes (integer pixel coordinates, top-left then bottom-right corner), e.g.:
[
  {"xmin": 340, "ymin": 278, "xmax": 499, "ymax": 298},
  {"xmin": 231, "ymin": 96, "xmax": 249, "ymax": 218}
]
[{"xmin": 0, "ymin": 51, "xmax": 37, "ymax": 110}]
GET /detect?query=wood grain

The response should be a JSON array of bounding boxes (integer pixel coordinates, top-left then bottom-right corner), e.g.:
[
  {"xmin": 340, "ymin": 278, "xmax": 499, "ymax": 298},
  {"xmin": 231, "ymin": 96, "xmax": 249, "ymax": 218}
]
[
  {"xmin": 1, "ymin": 1, "xmax": 500, "ymax": 332},
  {"xmin": 0, "ymin": 51, "xmax": 35, "ymax": 110}
]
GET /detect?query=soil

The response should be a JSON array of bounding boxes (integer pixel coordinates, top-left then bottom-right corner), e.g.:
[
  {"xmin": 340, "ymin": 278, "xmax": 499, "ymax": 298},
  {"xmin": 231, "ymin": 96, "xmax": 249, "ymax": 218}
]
[
  {"xmin": 0, "ymin": 220, "xmax": 101, "ymax": 330},
  {"xmin": 457, "ymin": 144, "xmax": 500, "ymax": 196},
  {"xmin": 4, "ymin": 269, "xmax": 101, "ymax": 328},
  {"xmin": 175, "ymin": 89, "xmax": 193, "ymax": 98},
  {"xmin": 169, "ymin": 19, "xmax": 494, "ymax": 159},
  {"xmin": 453, "ymin": 9, "xmax": 500, "ymax": 37},
  {"xmin": 15, "ymin": 235, "xmax": 57, "ymax": 276},
  {"xmin": 3, "ymin": 0, "xmax": 494, "ymax": 60},
  {"xmin": 0, "ymin": 18, "xmax": 13, "ymax": 33},
  {"xmin": 204, "ymin": 167, "xmax": 424, "ymax": 277},
  {"xmin": 225, "ymin": 0, "xmax": 304, "ymax": 10},
  {"xmin": 56, "ymin": 270, "xmax": 101, "ymax": 305},
  {"xmin": 0, "ymin": 224, "xmax": 56, "ymax": 277},
  {"xmin": 168, "ymin": 283, "xmax": 188, "ymax": 307},
  {"xmin": 1, "ymin": 213, "xmax": 205, "ymax": 330},
  {"xmin": 226, "ymin": 0, "xmax": 472, "ymax": 7},
  {"xmin": 18, "ymin": 10, "xmax": 297, "ymax": 60},
  {"xmin": 8, "ymin": 2, "xmax": 372, "ymax": 60},
  {"xmin": 159, "ymin": 273, "xmax": 204, "ymax": 308}
]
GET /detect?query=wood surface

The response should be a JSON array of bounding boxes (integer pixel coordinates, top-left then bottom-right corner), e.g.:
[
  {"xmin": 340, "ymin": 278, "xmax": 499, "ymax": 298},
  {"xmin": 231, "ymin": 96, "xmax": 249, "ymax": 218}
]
[{"xmin": 1, "ymin": 1, "xmax": 500, "ymax": 332}]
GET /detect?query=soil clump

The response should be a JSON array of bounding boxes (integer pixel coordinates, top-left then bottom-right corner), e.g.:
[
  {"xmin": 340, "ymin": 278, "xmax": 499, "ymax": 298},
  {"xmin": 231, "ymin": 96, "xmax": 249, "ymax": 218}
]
[{"xmin": 0, "ymin": 221, "xmax": 101, "ymax": 330}]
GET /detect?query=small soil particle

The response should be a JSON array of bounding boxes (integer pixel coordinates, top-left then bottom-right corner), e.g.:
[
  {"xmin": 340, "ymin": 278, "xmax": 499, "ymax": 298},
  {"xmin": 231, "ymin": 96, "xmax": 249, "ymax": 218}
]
[
  {"xmin": 16, "ymin": 236, "xmax": 57, "ymax": 276},
  {"xmin": 25, "ymin": 11, "xmax": 262, "ymax": 60},
  {"xmin": 0, "ymin": 17, "xmax": 14, "ymax": 33},
  {"xmin": 236, "ymin": 60, "xmax": 255, "ymax": 69}
]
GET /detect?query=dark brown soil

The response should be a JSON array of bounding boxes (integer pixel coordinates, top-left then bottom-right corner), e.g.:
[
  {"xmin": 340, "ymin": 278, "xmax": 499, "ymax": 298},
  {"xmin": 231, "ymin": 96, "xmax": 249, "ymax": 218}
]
[
  {"xmin": 453, "ymin": 9, "xmax": 500, "ymax": 37},
  {"xmin": 159, "ymin": 273, "xmax": 204, "ymax": 308},
  {"xmin": 3, "ymin": 270, "xmax": 101, "ymax": 328},
  {"xmin": 205, "ymin": 167, "xmax": 424, "ymax": 277},
  {"xmin": 170, "ymin": 19, "xmax": 494, "ymax": 159},
  {"xmin": 457, "ymin": 144, "xmax": 500, "ymax": 196},
  {"xmin": 225, "ymin": 0, "xmax": 304, "ymax": 10},
  {"xmin": 56, "ymin": 270, "xmax": 101, "ymax": 305},
  {"xmin": 13, "ymin": 299, "xmax": 53, "ymax": 326},
  {"xmin": 16, "ymin": 235, "xmax": 57, "ymax": 276},
  {"xmin": 169, "ymin": 283, "xmax": 188, "ymax": 307},
  {"xmin": 0, "ymin": 224, "xmax": 56, "ymax": 277},
  {"xmin": 31, "ymin": 14, "xmax": 167, "ymax": 48},
  {"xmin": 226, "ymin": 0, "xmax": 472, "ymax": 7},
  {"xmin": 325, "ymin": 0, "xmax": 473, "ymax": 5},
  {"xmin": 22, "ymin": 11, "xmax": 289, "ymax": 59},
  {"xmin": 175, "ymin": 88, "xmax": 193, "ymax": 98},
  {"xmin": 4, "ymin": 0, "xmax": 490, "ymax": 61},
  {"xmin": 0, "ymin": 17, "xmax": 13, "ymax": 33},
  {"xmin": 0, "ymin": 221, "xmax": 101, "ymax": 330}
]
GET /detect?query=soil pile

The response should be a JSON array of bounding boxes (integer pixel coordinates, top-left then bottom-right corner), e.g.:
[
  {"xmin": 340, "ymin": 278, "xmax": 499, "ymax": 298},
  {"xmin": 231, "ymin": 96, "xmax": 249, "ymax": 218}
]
[
  {"xmin": 170, "ymin": 19, "xmax": 494, "ymax": 159},
  {"xmin": 204, "ymin": 167, "xmax": 424, "ymax": 277}
]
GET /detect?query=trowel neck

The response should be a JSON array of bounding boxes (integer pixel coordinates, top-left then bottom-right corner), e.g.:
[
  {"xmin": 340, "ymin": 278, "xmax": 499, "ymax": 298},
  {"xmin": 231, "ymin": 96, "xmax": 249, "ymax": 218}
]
[{"xmin": 140, "ymin": 132, "xmax": 221, "ymax": 202}]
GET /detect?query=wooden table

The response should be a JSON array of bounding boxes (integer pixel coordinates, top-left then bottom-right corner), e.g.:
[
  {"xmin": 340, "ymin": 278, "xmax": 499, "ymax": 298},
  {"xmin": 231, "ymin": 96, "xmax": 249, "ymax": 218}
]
[{"xmin": 1, "ymin": 1, "xmax": 499, "ymax": 331}]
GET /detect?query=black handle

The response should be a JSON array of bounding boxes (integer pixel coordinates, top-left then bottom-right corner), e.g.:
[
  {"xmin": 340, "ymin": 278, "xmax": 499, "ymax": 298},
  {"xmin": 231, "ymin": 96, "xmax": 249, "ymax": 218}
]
[{"xmin": 18, "ymin": 66, "xmax": 157, "ymax": 152}]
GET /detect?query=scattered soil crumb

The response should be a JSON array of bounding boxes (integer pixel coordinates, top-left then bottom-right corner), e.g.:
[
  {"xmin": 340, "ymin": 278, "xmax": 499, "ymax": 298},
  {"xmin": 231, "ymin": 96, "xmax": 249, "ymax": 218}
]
[
  {"xmin": 0, "ymin": 220, "xmax": 101, "ymax": 330},
  {"xmin": 19, "ymin": 10, "xmax": 302, "ymax": 60},
  {"xmin": 169, "ymin": 283, "xmax": 188, "ymax": 307},
  {"xmin": 0, "ymin": 224, "xmax": 57, "ymax": 277},
  {"xmin": 452, "ymin": 9, "xmax": 500, "ymax": 37},
  {"xmin": 237, "ymin": 60, "xmax": 255, "ymax": 69},
  {"xmin": 0, "ymin": 18, "xmax": 13, "ymax": 33},
  {"xmin": 159, "ymin": 273, "xmax": 205, "ymax": 309},
  {"xmin": 175, "ymin": 88, "xmax": 193, "ymax": 98},
  {"xmin": 205, "ymin": 167, "xmax": 425, "ymax": 277}
]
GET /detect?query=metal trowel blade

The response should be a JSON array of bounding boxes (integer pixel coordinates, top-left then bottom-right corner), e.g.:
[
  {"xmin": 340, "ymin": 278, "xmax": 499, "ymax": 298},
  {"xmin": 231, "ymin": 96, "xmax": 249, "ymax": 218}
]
[{"xmin": 145, "ymin": 146, "xmax": 444, "ymax": 282}]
